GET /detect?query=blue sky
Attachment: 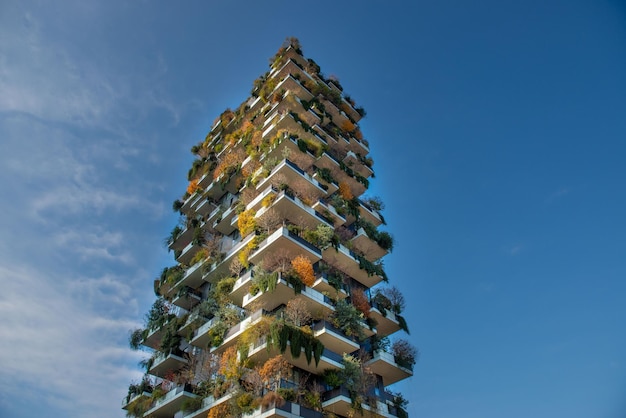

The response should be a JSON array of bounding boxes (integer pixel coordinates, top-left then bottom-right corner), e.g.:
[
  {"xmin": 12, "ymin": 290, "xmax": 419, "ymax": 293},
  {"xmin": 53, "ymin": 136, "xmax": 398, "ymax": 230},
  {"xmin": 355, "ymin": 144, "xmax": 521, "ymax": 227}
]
[{"xmin": 0, "ymin": 1, "xmax": 624, "ymax": 417}]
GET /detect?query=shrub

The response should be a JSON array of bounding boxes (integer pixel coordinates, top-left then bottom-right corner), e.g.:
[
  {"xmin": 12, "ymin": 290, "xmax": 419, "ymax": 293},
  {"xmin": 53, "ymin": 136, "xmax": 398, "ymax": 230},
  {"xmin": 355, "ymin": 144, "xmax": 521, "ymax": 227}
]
[
  {"xmin": 291, "ymin": 255, "xmax": 315, "ymax": 287},
  {"xmin": 186, "ymin": 179, "xmax": 200, "ymax": 195},
  {"xmin": 391, "ymin": 339, "xmax": 418, "ymax": 369}
]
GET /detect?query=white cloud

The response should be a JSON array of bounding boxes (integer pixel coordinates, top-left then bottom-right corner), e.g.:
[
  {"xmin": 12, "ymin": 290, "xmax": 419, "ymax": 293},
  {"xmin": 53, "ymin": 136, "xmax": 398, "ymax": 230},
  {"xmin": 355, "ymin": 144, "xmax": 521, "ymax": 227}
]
[{"xmin": 0, "ymin": 4, "xmax": 185, "ymax": 417}]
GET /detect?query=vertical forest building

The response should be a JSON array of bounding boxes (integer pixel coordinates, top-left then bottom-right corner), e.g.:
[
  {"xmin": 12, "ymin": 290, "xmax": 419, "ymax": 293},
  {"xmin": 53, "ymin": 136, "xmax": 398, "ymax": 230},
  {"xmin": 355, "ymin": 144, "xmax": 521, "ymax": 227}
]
[{"xmin": 124, "ymin": 38, "xmax": 416, "ymax": 418}]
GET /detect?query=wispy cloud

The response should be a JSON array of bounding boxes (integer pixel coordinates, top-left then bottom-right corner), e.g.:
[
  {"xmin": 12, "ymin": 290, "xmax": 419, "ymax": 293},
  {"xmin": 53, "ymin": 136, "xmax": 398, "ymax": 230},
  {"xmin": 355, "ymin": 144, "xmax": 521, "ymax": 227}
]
[
  {"xmin": 0, "ymin": 4, "xmax": 185, "ymax": 417},
  {"xmin": 546, "ymin": 186, "xmax": 572, "ymax": 203},
  {"xmin": 507, "ymin": 244, "xmax": 524, "ymax": 256}
]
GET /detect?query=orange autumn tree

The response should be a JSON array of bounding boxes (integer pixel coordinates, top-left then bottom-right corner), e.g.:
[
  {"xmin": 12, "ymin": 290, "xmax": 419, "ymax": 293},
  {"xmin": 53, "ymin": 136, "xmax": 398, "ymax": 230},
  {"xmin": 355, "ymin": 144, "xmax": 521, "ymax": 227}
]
[
  {"xmin": 338, "ymin": 181, "xmax": 354, "ymax": 200},
  {"xmin": 291, "ymin": 255, "xmax": 315, "ymax": 286},
  {"xmin": 187, "ymin": 179, "xmax": 200, "ymax": 195},
  {"xmin": 213, "ymin": 148, "xmax": 246, "ymax": 180},
  {"xmin": 351, "ymin": 287, "xmax": 371, "ymax": 317}
]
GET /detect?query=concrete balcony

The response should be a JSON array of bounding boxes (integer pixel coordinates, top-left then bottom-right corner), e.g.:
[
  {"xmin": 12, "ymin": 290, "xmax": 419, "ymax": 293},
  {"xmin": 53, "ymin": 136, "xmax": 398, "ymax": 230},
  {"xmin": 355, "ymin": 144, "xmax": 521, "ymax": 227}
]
[
  {"xmin": 213, "ymin": 199, "xmax": 239, "ymax": 235},
  {"xmin": 248, "ymin": 226, "xmax": 322, "ymax": 267},
  {"xmin": 176, "ymin": 240, "xmax": 203, "ymax": 265},
  {"xmin": 248, "ymin": 339, "xmax": 343, "ymax": 374},
  {"xmin": 242, "ymin": 275, "xmax": 334, "ymax": 317},
  {"xmin": 311, "ymin": 200, "xmax": 346, "ymax": 227},
  {"xmin": 181, "ymin": 392, "xmax": 233, "ymax": 418},
  {"xmin": 189, "ymin": 317, "xmax": 218, "ymax": 348},
  {"xmin": 180, "ymin": 192, "xmax": 204, "ymax": 216},
  {"xmin": 315, "ymin": 151, "xmax": 366, "ymax": 199},
  {"xmin": 340, "ymin": 97, "xmax": 363, "ymax": 124},
  {"xmin": 311, "ymin": 274, "xmax": 348, "ymax": 300},
  {"xmin": 256, "ymin": 190, "xmax": 334, "ymax": 231},
  {"xmin": 168, "ymin": 226, "xmax": 195, "ymax": 252},
  {"xmin": 251, "ymin": 401, "xmax": 323, "ymax": 418},
  {"xmin": 359, "ymin": 201, "xmax": 384, "ymax": 227},
  {"xmin": 142, "ymin": 322, "xmax": 170, "ymax": 350},
  {"xmin": 178, "ymin": 311, "xmax": 208, "ymax": 338},
  {"xmin": 322, "ymin": 387, "xmax": 396, "ymax": 418},
  {"xmin": 143, "ymin": 384, "xmax": 197, "ymax": 418},
  {"xmin": 312, "ymin": 320, "xmax": 359, "ymax": 356},
  {"xmin": 322, "ymin": 98, "xmax": 352, "ymax": 130},
  {"xmin": 201, "ymin": 234, "xmax": 255, "ymax": 283},
  {"xmin": 171, "ymin": 287, "xmax": 202, "ymax": 310},
  {"xmin": 366, "ymin": 350, "xmax": 413, "ymax": 386},
  {"xmin": 256, "ymin": 159, "xmax": 326, "ymax": 202},
  {"xmin": 274, "ymin": 74, "xmax": 314, "ymax": 101},
  {"xmin": 230, "ymin": 269, "xmax": 254, "ymax": 305},
  {"xmin": 322, "ymin": 244, "xmax": 384, "ymax": 288},
  {"xmin": 209, "ymin": 308, "xmax": 264, "ymax": 355},
  {"xmin": 343, "ymin": 150, "xmax": 374, "ymax": 178},
  {"xmin": 351, "ymin": 228, "xmax": 388, "ymax": 262},
  {"xmin": 369, "ymin": 305, "xmax": 401, "ymax": 337},
  {"xmin": 149, "ymin": 348, "xmax": 188, "ymax": 378},
  {"xmin": 163, "ymin": 258, "xmax": 206, "ymax": 299},
  {"xmin": 121, "ymin": 390, "xmax": 151, "ymax": 411}
]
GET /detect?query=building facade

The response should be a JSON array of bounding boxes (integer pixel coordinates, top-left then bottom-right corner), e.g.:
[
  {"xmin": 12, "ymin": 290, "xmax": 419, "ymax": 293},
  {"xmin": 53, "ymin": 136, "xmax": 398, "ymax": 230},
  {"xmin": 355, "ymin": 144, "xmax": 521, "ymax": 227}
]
[{"xmin": 124, "ymin": 38, "xmax": 415, "ymax": 418}]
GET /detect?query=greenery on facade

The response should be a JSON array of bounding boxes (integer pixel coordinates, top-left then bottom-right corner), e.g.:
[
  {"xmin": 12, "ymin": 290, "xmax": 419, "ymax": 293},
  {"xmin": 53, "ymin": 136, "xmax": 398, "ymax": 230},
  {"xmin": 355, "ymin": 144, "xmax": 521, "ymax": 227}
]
[{"xmin": 124, "ymin": 37, "xmax": 415, "ymax": 418}]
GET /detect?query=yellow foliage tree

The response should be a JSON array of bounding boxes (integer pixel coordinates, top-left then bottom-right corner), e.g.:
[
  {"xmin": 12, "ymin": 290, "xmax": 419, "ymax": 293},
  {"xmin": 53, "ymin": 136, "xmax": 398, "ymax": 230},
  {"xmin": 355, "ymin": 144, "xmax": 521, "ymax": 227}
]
[
  {"xmin": 291, "ymin": 255, "xmax": 315, "ymax": 287},
  {"xmin": 207, "ymin": 402, "xmax": 231, "ymax": 418},
  {"xmin": 219, "ymin": 346, "xmax": 241, "ymax": 381},
  {"xmin": 237, "ymin": 209, "xmax": 257, "ymax": 237}
]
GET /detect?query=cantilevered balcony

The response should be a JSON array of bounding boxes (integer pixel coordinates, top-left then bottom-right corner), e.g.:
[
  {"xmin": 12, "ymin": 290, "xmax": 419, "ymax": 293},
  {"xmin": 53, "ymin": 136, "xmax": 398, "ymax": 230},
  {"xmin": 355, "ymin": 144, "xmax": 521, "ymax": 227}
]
[
  {"xmin": 311, "ymin": 273, "xmax": 348, "ymax": 300},
  {"xmin": 248, "ymin": 339, "xmax": 343, "ymax": 374},
  {"xmin": 369, "ymin": 305, "xmax": 401, "ymax": 337},
  {"xmin": 359, "ymin": 200, "xmax": 384, "ymax": 227},
  {"xmin": 180, "ymin": 192, "xmax": 204, "ymax": 216},
  {"xmin": 229, "ymin": 269, "xmax": 254, "ymax": 305},
  {"xmin": 209, "ymin": 308, "xmax": 265, "ymax": 355},
  {"xmin": 178, "ymin": 311, "xmax": 208, "ymax": 338},
  {"xmin": 270, "ymin": 58, "xmax": 314, "ymax": 86},
  {"xmin": 189, "ymin": 317, "xmax": 218, "ymax": 348},
  {"xmin": 322, "ymin": 244, "xmax": 384, "ymax": 288},
  {"xmin": 201, "ymin": 233, "xmax": 256, "ymax": 283},
  {"xmin": 252, "ymin": 401, "xmax": 324, "ymax": 418},
  {"xmin": 322, "ymin": 98, "xmax": 352, "ymax": 130},
  {"xmin": 143, "ymin": 384, "xmax": 197, "ymax": 418},
  {"xmin": 256, "ymin": 190, "xmax": 334, "ymax": 231},
  {"xmin": 171, "ymin": 287, "xmax": 202, "ymax": 310},
  {"xmin": 121, "ymin": 390, "xmax": 152, "ymax": 411},
  {"xmin": 311, "ymin": 200, "xmax": 346, "ymax": 227},
  {"xmin": 176, "ymin": 240, "xmax": 203, "ymax": 265},
  {"xmin": 315, "ymin": 151, "xmax": 367, "ymax": 199},
  {"xmin": 255, "ymin": 159, "xmax": 326, "ymax": 201},
  {"xmin": 340, "ymin": 97, "xmax": 364, "ymax": 124},
  {"xmin": 366, "ymin": 350, "xmax": 413, "ymax": 386},
  {"xmin": 162, "ymin": 258, "xmax": 207, "ymax": 299},
  {"xmin": 141, "ymin": 319, "xmax": 174, "ymax": 350},
  {"xmin": 213, "ymin": 198, "xmax": 239, "ymax": 235},
  {"xmin": 182, "ymin": 393, "xmax": 234, "ymax": 418},
  {"xmin": 351, "ymin": 228, "xmax": 388, "ymax": 262},
  {"xmin": 248, "ymin": 226, "xmax": 322, "ymax": 267},
  {"xmin": 242, "ymin": 275, "xmax": 334, "ymax": 317},
  {"xmin": 312, "ymin": 320, "xmax": 359, "ymax": 355},
  {"xmin": 168, "ymin": 226, "xmax": 195, "ymax": 253},
  {"xmin": 343, "ymin": 150, "xmax": 374, "ymax": 178},
  {"xmin": 274, "ymin": 74, "xmax": 314, "ymax": 101},
  {"xmin": 322, "ymin": 387, "xmax": 398, "ymax": 418},
  {"xmin": 149, "ymin": 348, "xmax": 188, "ymax": 378}
]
